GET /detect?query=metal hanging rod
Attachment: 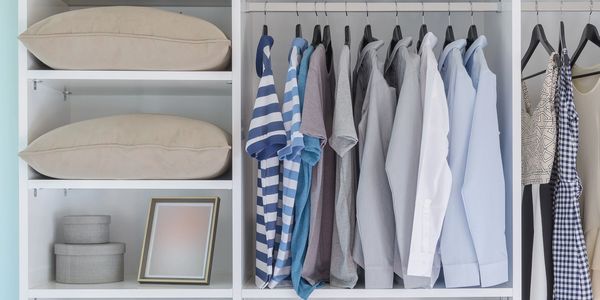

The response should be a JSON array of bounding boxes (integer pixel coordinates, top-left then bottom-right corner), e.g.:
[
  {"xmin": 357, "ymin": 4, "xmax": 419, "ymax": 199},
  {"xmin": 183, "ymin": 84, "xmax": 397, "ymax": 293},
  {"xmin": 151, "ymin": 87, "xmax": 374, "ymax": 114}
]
[
  {"xmin": 522, "ymin": 1, "xmax": 600, "ymax": 11},
  {"xmin": 245, "ymin": 1, "xmax": 502, "ymax": 13}
]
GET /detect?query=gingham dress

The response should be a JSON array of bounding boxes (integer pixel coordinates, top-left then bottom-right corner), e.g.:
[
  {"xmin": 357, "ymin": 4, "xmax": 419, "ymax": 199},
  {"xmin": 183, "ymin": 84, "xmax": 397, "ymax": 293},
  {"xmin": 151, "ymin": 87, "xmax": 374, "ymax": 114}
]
[{"xmin": 552, "ymin": 48, "xmax": 593, "ymax": 300}]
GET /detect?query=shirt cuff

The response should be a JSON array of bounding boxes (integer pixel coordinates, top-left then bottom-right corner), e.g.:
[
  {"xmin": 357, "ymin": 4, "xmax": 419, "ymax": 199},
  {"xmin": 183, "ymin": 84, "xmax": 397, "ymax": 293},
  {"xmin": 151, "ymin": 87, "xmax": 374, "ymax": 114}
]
[
  {"xmin": 364, "ymin": 266, "xmax": 395, "ymax": 289},
  {"xmin": 407, "ymin": 252, "xmax": 435, "ymax": 277},
  {"xmin": 479, "ymin": 258, "xmax": 509, "ymax": 287},
  {"xmin": 442, "ymin": 261, "xmax": 480, "ymax": 287}
]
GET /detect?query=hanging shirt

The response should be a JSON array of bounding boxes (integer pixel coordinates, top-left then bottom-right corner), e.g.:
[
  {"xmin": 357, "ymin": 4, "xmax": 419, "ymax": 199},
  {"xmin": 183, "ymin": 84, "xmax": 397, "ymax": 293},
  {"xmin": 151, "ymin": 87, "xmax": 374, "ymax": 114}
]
[
  {"xmin": 269, "ymin": 37, "xmax": 307, "ymax": 288},
  {"xmin": 352, "ymin": 39, "xmax": 398, "ymax": 289},
  {"xmin": 301, "ymin": 44, "xmax": 337, "ymax": 285},
  {"xmin": 521, "ymin": 53, "xmax": 558, "ymax": 300},
  {"xmin": 573, "ymin": 63, "xmax": 600, "ymax": 297},
  {"xmin": 437, "ymin": 39, "xmax": 479, "ymax": 288},
  {"xmin": 245, "ymin": 34, "xmax": 287, "ymax": 288},
  {"xmin": 384, "ymin": 36, "xmax": 438, "ymax": 288},
  {"xmin": 291, "ymin": 44, "xmax": 321, "ymax": 300},
  {"xmin": 552, "ymin": 46, "xmax": 593, "ymax": 300},
  {"xmin": 463, "ymin": 35, "xmax": 509, "ymax": 287},
  {"xmin": 407, "ymin": 32, "xmax": 452, "ymax": 278},
  {"xmin": 329, "ymin": 43, "xmax": 358, "ymax": 289}
]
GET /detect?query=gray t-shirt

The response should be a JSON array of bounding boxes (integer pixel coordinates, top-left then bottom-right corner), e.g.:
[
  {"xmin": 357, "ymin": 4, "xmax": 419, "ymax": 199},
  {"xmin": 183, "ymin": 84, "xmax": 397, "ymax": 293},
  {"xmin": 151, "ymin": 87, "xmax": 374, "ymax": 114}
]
[
  {"xmin": 328, "ymin": 44, "xmax": 358, "ymax": 288},
  {"xmin": 352, "ymin": 40, "xmax": 398, "ymax": 289},
  {"xmin": 300, "ymin": 44, "xmax": 337, "ymax": 285}
]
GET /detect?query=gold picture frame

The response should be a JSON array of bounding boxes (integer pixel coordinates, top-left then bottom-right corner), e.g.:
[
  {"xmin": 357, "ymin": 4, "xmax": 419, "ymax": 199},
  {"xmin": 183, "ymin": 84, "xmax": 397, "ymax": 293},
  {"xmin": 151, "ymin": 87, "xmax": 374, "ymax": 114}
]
[{"xmin": 138, "ymin": 197, "xmax": 220, "ymax": 285}]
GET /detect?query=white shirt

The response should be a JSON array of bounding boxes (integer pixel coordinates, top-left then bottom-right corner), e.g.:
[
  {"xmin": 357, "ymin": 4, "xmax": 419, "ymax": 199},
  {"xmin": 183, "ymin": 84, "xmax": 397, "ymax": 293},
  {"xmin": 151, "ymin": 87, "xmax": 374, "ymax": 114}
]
[{"xmin": 407, "ymin": 32, "xmax": 452, "ymax": 278}]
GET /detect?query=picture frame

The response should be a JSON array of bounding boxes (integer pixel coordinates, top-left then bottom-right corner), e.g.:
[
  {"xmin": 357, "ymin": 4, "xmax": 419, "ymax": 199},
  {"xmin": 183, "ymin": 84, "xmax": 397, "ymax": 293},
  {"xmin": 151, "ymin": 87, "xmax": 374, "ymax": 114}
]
[{"xmin": 138, "ymin": 197, "xmax": 220, "ymax": 284}]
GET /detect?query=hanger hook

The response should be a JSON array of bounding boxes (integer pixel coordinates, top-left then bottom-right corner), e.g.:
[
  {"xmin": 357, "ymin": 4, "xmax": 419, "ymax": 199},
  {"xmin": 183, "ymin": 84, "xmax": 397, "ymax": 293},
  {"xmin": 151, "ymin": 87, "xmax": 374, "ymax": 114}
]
[
  {"xmin": 590, "ymin": 0, "xmax": 594, "ymax": 23},
  {"xmin": 395, "ymin": 0, "xmax": 399, "ymax": 25},
  {"xmin": 314, "ymin": 0, "xmax": 319, "ymax": 23},
  {"xmin": 448, "ymin": 0, "xmax": 451, "ymax": 24},
  {"xmin": 422, "ymin": 1, "xmax": 425, "ymax": 23},
  {"xmin": 264, "ymin": 0, "xmax": 268, "ymax": 25},
  {"xmin": 470, "ymin": 1, "xmax": 474, "ymax": 24},
  {"xmin": 560, "ymin": 0, "xmax": 564, "ymax": 19},
  {"xmin": 366, "ymin": 0, "xmax": 370, "ymax": 24},
  {"xmin": 324, "ymin": 0, "xmax": 329, "ymax": 25},
  {"xmin": 345, "ymin": 0, "xmax": 349, "ymax": 24}
]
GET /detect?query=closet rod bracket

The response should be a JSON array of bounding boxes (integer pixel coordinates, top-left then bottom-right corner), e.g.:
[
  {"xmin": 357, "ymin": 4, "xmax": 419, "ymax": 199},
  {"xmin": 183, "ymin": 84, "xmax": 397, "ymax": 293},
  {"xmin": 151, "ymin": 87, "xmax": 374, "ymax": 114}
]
[
  {"xmin": 32, "ymin": 79, "xmax": 42, "ymax": 91},
  {"xmin": 62, "ymin": 87, "xmax": 72, "ymax": 101}
]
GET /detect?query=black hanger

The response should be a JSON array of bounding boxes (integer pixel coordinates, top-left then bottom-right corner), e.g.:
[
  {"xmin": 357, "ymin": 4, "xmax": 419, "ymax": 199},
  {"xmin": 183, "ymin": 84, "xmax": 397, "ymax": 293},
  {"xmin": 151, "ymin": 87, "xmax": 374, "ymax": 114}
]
[
  {"xmin": 294, "ymin": 2, "xmax": 302, "ymax": 38},
  {"xmin": 262, "ymin": 24, "xmax": 268, "ymax": 36},
  {"xmin": 311, "ymin": 2, "xmax": 321, "ymax": 46},
  {"xmin": 466, "ymin": 25, "xmax": 478, "ymax": 49},
  {"xmin": 521, "ymin": 24, "xmax": 555, "ymax": 72},
  {"xmin": 360, "ymin": 2, "xmax": 377, "ymax": 49},
  {"xmin": 444, "ymin": 4, "xmax": 455, "ymax": 48},
  {"xmin": 465, "ymin": 2, "xmax": 478, "ymax": 49},
  {"xmin": 345, "ymin": 25, "xmax": 351, "ymax": 46},
  {"xmin": 417, "ymin": 24, "xmax": 428, "ymax": 52},
  {"xmin": 570, "ymin": 21, "xmax": 600, "ymax": 79},
  {"xmin": 344, "ymin": 2, "xmax": 350, "ymax": 46},
  {"xmin": 390, "ymin": 2, "xmax": 403, "ymax": 50},
  {"xmin": 416, "ymin": 5, "xmax": 427, "ymax": 52},
  {"xmin": 323, "ymin": 24, "xmax": 333, "ymax": 71}
]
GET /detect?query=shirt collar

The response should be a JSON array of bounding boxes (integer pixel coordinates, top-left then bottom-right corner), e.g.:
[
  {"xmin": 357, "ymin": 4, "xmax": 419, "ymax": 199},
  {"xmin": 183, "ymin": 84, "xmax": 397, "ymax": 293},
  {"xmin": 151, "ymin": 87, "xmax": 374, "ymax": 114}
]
[
  {"xmin": 438, "ymin": 39, "xmax": 467, "ymax": 71},
  {"xmin": 384, "ymin": 37, "xmax": 413, "ymax": 73},
  {"xmin": 288, "ymin": 37, "xmax": 308, "ymax": 63},
  {"xmin": 464, "ymin": 35, "xmax": 488, "ymax": 63},
  {"xmin": 356, "ymin": 40, "xmax": 385, "ymax": 71},
  {"xmin": 256, "ymin": 34, "xmax": 274, "ymax": 77},
  {"xmin": 418, "ymin": 32, "xmax": 438, "ymax": 54}
]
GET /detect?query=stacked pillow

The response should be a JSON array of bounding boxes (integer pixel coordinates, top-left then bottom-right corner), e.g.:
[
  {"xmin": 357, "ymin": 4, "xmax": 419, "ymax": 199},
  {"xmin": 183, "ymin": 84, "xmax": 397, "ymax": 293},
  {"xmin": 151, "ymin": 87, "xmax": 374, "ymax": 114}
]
[
  {"xmin": 19, "ymin": 6, "xmax": 231, "ymax": 70},
  {"xmin": 19, "ymin": 114, "xmax": 231, "ymax": 179}
]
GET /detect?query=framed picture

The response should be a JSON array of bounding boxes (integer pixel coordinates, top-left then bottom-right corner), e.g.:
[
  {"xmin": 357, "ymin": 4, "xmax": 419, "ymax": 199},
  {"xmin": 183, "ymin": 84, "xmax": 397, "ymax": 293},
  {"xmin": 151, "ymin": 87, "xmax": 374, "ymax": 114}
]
[{"xmin": 138, "ymin": 197, "xmax": 220, "ymax": 284}]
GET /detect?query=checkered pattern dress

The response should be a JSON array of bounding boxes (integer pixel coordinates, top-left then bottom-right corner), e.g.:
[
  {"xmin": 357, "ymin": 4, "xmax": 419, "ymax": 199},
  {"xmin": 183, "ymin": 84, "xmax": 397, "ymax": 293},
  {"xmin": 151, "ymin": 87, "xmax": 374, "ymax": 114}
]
[{"xmin": 552, "ymin": 48, "xmax": 593, "ymax": 300}]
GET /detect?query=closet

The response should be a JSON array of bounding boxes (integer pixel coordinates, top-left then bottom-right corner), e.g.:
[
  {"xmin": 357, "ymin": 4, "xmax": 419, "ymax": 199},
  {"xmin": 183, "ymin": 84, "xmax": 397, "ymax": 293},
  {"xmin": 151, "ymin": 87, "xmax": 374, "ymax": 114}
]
[{"xmin": 17, "ymin": 0, "xmax": 520, "ymax": 300}]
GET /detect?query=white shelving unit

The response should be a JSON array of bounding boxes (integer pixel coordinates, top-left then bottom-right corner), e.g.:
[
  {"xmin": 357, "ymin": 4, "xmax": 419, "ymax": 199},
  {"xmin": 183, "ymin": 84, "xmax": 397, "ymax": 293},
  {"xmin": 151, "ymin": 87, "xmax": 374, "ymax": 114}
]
[{"xmin": 18, "ymin": 0, "xmax": 522, "ymax": 299}]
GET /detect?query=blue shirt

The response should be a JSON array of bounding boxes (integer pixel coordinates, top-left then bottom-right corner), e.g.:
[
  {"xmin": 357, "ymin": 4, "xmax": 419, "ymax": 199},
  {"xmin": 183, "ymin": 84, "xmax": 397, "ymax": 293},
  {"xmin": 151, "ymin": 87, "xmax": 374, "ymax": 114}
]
[
  {"xmin": 246, "ymin": 34, "xmax": 287, "ymax": 288},
  {"xmin": 462, "ymin": 35, "xmax": 508, "ymax": 287},
  {"xmin": 437, "ymin": 39, "xmax": 480, "ymax": 288},
  {"xmin": 269, "ymin": 37, "xmax": 307, "ymax": 287},
  {"xmin": 290, "ymin": 45, "xmax": 321, "ymax": 299}
]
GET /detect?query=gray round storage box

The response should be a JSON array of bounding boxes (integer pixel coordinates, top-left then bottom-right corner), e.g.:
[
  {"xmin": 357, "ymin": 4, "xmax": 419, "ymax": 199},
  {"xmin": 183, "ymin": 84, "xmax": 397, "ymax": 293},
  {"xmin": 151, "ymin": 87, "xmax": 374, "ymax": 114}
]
[
  {"xmin": 55, "ymin": 243, "xmax": 125, "ymax": 284},
  {"xmin": 62, "ymin": 215, "xmax": 110, "ymax": 244}
]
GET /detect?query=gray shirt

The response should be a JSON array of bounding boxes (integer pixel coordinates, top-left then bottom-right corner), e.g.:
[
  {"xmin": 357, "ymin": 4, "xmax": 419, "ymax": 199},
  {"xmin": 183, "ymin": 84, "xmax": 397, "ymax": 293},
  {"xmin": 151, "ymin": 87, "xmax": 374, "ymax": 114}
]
[
  {"xmin": 384, "ymin": 37, "xmax": 438, "ymax": 288},
  {"xmin": 329, "ymin": 44, "xmax": 358, "ymax": 288},
  {"xmin": 301, "ymin": 44, "xmax": 337, "ymax": 285},
  {"xmin": 352, "ymin": 40, "xmax": 398, "ymax": 289}
]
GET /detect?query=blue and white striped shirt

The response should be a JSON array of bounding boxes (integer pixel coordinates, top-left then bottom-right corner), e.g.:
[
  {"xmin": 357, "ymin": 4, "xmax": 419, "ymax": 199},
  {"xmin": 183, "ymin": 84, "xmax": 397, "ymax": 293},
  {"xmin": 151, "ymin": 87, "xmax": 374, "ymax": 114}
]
[
  {"xmin": 269, "ymin": 37, "xmax": 307, "ymax": 287},
  {"xmin": 246, "ymin": 34, "xmax": 287, "ymax": 288}
]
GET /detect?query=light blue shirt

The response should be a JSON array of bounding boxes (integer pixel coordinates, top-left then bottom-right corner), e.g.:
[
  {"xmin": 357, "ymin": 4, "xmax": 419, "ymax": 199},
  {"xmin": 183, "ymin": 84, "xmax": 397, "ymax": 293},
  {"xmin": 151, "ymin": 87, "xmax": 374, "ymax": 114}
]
[
  {"xmin": 462, "ymin": 35, "xmax": 508, "ymax": 287},
  {"xmin": 437, "ymin": 39, "xmax": 480, "ymax": 288},
  {"xmin": 291, "ymin": 45, "xmax": 321, "ymax": 299}
]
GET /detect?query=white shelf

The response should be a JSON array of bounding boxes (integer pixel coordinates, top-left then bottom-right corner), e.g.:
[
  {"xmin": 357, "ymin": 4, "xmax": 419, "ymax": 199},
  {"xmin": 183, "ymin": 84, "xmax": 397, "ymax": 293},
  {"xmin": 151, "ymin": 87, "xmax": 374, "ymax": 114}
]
[
  {"xmin": 28, "ymin": 70, "xmax": 233, "ymax": 96},
  {"xmin": 242, "ymin": 283, "xmax": 513, "ymax": 299},
  {"xmin": 28, "ymin": 274, "xmax": 233, "ymax": 299},
  {"xmin": 27, "ymin": 179, "xmax": 233, "ymax": 190}
]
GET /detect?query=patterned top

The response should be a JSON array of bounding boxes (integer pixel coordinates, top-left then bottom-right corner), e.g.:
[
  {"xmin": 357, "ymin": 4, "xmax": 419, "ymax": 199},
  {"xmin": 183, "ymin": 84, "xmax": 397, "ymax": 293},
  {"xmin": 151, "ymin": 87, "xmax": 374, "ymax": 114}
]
[
  {"xmin": 552, "ymin": 48, "xmax": 593, "ymax": 300},
  {"xmin": 521, "ymin": 53, "xmax": 558, "ymax": 186},
  {"xmin": 246, "ymin": 34, "xmax": 287, "ymax": 288},
  {"xmin": 269, "ymin": 37, "xmax": 307, "ymax": 288}
]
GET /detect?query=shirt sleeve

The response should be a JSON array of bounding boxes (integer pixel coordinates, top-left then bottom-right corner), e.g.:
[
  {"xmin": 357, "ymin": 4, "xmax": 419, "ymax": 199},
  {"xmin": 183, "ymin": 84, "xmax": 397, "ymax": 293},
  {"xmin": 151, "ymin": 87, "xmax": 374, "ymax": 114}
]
[{"xmin": 407, "ymin": 54, "xmax": 452, "ymax": 278}]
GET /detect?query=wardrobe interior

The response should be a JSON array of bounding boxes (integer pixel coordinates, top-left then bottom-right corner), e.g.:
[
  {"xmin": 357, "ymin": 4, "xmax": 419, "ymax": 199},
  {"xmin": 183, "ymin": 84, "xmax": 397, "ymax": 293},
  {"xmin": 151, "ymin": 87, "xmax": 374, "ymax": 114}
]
[
  {"xmin": 23, "ymin": 0, "xmax": 235, "ymax": 291},
  {"xmin": 240, "ymin": 0, "xmax": 516, "ymax": 290}
]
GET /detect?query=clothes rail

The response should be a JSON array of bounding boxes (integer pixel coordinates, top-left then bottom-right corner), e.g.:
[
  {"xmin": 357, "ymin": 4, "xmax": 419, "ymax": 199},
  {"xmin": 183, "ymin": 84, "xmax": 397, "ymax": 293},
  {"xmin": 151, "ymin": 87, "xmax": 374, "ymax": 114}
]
[
  {"xmin": 245, "ymin": 1, "xmax": 502, "ymax": 13},
  {"xmin": 522, "ymin": 1, "xmax": 600, "ymax": 11}
]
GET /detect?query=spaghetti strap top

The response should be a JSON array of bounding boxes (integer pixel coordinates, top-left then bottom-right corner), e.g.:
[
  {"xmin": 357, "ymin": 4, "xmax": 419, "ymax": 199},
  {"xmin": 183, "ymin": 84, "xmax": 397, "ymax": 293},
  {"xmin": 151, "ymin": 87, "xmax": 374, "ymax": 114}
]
[{"xmin": 521, "ymin": 53, "xmax": 559, "ymax": 186}]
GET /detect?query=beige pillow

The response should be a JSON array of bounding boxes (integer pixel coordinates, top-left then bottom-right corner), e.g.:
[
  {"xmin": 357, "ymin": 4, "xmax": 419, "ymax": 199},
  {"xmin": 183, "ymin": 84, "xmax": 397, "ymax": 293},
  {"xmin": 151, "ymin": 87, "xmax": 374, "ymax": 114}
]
[
  {"xmin": 19, "ymin": 114, "xmax": 231, "ymax": 179},
  {"xmin": 19, "ymin": 6, "xmax": 231, "ymax": 70}
]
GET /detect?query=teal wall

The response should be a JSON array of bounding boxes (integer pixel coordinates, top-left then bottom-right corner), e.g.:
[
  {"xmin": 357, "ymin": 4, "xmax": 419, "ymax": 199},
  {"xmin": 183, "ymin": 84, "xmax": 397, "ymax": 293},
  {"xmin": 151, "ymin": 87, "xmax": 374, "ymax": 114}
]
[{"xmin": 0, "ymin": 0, "xmax": 19, "ymax": 299}]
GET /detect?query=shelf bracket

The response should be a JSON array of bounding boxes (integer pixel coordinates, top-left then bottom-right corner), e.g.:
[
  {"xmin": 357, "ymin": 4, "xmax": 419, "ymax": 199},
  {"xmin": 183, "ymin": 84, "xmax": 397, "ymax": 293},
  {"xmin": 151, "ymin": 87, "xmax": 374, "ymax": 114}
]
[
  {"xmin": 62, "ymin": 87, "xmax": 72, "ymax": 101},
  {"xmin": 32, "ymin": 80, "xmax": 42, "ymax": 91},
  {"xmin": 33, "ymin": 188, "xmax": 37, "ymax": 198},
  {"xmin": 64, "ymin": 188, "xmax": 68, "ymax": 197}
]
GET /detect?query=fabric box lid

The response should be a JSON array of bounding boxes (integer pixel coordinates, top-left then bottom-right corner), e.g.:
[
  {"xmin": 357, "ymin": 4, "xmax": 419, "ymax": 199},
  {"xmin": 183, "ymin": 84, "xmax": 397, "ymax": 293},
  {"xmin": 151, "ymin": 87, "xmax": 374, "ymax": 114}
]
[
  {"xmin": 55, "ymin": 243, "xmax": 125, "ymax": 256},
  {"xmin": 62, "ymin": 215, "xmax": 111, "ymax": 225}
]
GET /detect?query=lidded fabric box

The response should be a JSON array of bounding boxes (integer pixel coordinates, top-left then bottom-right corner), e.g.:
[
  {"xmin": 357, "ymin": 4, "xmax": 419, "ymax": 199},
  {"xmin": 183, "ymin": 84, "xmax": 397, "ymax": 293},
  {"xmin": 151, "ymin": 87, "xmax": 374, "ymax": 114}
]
[
  {"xmin": 63, "ymin": 215, "xmax": 110, "ymax": 244},
  {"xmin": 55, "ymin": 243, "xmax": 125, "ymax": 284}
]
